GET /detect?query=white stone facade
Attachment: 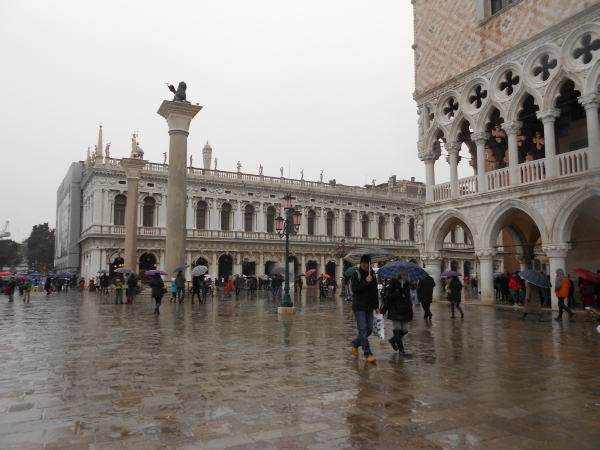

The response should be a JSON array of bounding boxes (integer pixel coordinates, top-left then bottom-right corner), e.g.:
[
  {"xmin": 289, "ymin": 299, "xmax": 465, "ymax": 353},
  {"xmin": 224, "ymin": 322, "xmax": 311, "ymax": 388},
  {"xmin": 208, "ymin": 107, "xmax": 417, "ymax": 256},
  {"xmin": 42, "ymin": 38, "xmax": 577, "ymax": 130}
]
[
  {"xmin": 75, "ymin": 153, "xmax": 425, "ymax": 282},
  {"xmin": 414, "ymin": 3, "xmax": 600, "ymax": 307}
]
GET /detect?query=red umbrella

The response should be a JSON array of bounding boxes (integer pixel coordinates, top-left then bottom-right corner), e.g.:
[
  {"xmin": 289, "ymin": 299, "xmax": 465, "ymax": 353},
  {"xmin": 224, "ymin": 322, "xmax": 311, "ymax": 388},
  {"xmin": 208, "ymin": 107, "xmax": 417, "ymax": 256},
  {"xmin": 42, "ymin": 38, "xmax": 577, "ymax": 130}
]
[
  {"xmin": 322, "ymin": 274, "xmax": 331, "ymax": 279},
  {"xmin": 573, "ymin": 268, "xmax": 600, "ymax": 283},
  {"xmin": 0, "ymin": 271, "xmax": 12, "ymax": 277},
  {"xmin": 305, "ymin": 269, "xmax": 316, "ymax": 278}
]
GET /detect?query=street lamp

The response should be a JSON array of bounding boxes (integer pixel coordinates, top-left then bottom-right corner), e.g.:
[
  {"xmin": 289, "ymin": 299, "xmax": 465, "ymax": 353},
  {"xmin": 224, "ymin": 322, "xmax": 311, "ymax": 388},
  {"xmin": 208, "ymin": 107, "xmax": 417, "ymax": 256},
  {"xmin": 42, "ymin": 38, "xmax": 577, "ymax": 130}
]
[
  {"xmin": 339, "ymin": 238, "xmax": 347, "ymax": 295},
  {"xmin": 275, "ymin": 194, "xmax": 302, "ymax": 308}
]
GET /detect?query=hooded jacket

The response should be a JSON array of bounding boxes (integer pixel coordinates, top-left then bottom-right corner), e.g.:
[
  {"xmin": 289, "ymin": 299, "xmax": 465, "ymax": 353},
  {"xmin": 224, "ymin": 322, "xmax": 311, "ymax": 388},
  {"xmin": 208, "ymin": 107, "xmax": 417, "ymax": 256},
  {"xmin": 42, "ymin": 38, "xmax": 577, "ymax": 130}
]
[
  {"xmin": 555, "ymin": 269, "xmax": 569, "ymax": 298},
  {"xmin": 350, "ymin": 267, "xmax": 379, "ymax": 311}
]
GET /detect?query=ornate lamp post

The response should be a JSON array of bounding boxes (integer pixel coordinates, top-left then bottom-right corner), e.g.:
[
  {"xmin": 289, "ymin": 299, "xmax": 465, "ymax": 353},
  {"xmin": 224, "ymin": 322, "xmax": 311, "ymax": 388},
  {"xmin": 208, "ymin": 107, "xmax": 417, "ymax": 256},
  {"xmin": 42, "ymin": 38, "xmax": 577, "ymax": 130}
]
[
  {"xmin": 339, "ymin": 238, "xmax": 347, "ymax": 295},
  {"xmin": 275, "ymin": 194, "xmax": 302, "ymax": 309}
]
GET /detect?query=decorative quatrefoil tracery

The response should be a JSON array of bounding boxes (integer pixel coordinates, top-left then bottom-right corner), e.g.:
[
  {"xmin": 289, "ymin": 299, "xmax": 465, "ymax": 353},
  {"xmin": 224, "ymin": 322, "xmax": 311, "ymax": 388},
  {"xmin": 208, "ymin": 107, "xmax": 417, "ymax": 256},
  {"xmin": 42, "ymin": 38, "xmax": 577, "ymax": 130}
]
[
  {"xmin": 469, "ymin": 86, "xmax": 488, "ymax": 109},
  {"xmin": 533, "ymin": 54, "xmax": 557, "ymax": 81},
  {"xmin": 573, "ymin": 34, "xmax": 600, "ymax": 65},
  {"xmin": 500, "ymin": 71, "xmax": 520, "ymax": 96},
  {"xmin": 443, "ymin": 98, "xmax": 459, "ymax": 119}
]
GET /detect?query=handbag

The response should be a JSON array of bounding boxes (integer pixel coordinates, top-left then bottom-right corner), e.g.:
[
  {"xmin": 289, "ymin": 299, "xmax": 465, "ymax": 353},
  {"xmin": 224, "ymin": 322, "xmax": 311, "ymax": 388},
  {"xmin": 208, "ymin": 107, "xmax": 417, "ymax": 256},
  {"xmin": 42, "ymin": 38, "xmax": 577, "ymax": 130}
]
[{"xmin": 162, "ymin": 287, "xmax": 168, "ymax": 294}]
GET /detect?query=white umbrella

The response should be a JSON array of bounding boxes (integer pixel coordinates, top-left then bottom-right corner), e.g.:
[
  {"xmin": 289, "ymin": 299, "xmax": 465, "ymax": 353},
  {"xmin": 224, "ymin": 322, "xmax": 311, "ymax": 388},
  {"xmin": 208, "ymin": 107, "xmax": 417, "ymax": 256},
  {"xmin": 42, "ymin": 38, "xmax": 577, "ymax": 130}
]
[{"xmin": 191, "ymin": 265, "xmax": 208, "ymax": 277}]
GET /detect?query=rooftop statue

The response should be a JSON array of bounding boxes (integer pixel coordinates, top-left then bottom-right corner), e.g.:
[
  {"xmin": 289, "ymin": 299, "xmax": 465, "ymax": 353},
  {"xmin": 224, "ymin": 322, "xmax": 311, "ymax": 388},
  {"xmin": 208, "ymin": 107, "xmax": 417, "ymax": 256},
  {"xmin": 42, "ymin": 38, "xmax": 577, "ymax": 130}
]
[{"xmin": 166, "ymin": 82, "xmax": 190, "ymax": 103}]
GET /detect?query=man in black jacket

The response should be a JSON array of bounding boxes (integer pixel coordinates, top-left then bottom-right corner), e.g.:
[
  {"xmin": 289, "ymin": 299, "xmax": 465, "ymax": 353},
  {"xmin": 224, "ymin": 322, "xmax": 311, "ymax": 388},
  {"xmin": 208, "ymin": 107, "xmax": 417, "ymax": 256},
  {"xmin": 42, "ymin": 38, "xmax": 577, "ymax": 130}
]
[{"xmin": 350, "ymin": 255, "xmax": 380, "ymax": 363}]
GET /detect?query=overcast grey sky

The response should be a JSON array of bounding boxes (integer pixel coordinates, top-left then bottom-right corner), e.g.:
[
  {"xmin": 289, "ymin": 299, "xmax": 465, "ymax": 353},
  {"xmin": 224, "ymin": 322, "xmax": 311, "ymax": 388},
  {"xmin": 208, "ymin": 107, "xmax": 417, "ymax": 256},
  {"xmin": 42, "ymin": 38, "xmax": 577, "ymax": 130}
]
[{"xmin": 0, "ymin": 0, "xmax": 471, "ymax": 243}]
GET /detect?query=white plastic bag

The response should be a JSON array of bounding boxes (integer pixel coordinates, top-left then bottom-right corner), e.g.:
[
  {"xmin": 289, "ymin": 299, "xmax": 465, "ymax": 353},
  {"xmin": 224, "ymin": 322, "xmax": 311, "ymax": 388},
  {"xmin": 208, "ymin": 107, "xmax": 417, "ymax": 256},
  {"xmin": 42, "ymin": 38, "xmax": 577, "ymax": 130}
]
[{"xmin": 373, "ymin": 313, "xmax": 385, "ymax": 339}]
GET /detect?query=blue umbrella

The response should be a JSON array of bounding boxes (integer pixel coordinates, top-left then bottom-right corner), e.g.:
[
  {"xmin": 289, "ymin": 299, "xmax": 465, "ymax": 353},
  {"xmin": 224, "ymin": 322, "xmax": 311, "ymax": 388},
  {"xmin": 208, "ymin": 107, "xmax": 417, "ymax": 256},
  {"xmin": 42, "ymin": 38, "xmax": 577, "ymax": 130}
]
[
  {"xmin": 58, "ymin": 272, "xmax": 72, "ymax": 278},
  {"xmin": 378, "ymin": 261, "xmax": 428, "ymax": 282},
  {"xmin": 47, "ymin": 272, "xmax": 56, "ymax": 276},
  {"xmin": 441, "ymin": 271, "xmax": 462, "ymax": 277},
  {"xmin": 345, "ymin": 266, "xmax": 359, "ymax": 277},
  {"xmin": 28, "ymin": 272, "xmax": 42, "ymax": 277},
  {"xmin": 519, "ymin": 270, "xmax": 552, "ymax": 288}
]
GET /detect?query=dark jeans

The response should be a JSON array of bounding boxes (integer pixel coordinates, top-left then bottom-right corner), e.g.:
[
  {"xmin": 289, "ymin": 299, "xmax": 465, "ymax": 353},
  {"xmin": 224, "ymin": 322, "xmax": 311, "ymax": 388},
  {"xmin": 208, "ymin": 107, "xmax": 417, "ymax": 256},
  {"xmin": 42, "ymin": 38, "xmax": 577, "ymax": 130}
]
[
  {"xmin": 178, "ymin": 289, "xmax": 185, "ymax": 303},
  {"xmin": 422, "ymin": 302, "xmax": 432, "ymax": 316},
  {"xmin": 557, "ymin": 297, "xmax": 575, "ymax": 318},
  {"xmin": 451, "ymin": 303, "xmax": 463, "ymax": 316},
  {"xmin": 352, "ymin": 310, "xmax": 374, "ymax": 356}
]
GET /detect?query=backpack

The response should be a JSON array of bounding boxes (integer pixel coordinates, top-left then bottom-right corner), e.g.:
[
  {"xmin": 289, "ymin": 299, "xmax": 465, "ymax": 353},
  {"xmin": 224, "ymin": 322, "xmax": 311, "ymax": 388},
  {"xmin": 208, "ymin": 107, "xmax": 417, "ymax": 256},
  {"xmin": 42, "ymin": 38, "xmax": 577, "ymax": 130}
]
[{"xmin": 581, "ymin": 285, "xmax": 595, "ymax": 296}]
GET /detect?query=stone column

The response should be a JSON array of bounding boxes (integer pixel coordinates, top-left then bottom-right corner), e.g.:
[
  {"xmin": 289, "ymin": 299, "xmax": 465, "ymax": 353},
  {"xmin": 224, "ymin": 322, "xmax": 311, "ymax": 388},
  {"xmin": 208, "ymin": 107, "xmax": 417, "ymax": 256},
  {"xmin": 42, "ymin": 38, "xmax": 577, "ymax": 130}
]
[
  {"xmin": 502, "ymin": 121, "xmax": 522, "ymax": 186},
  {"xmin": 212, "ymin": 252, "xmax": 218, "ymax": 277},
  {"xmin": 211, "ymin": 201, "xmax": 218, "ymax": 229},
  {"xmin": 542, "ymin": 243, "xmax": 570, "ymax": 310},
  {"xmin": 186, "ymin": 251, "xmax": 192, "ymax": 280},
  {"xmin": 536, "ymin": 108, "xmax": 560, "ymax": 178},
  {"xmin": 259, "ymin": 252, "xmax": 265, "ymax": 275},
  {"xmin": 121, "ymin": 158, "xmax": 146, "ymax": 271},
  {"xmin": 517, "ymin": 255, "xmax": 532, "ymax": 272},
  {"xmin": 418, "ymin": 142, "xmax": 441, "ymax": 202},
  {"xmin": 578, "ymin": 93, "xmax": 600, "ymax": 169},
  {"xmin": 320, "ymin": 254, "xmax": 325, "ymax": 277},
  {"xmin": 472, "ymin": 132, "xmax": 489, "ymax": 193},
  {"xmin": 476, "ymin": 248, "xmax": 497, "ymax": 305},
  {"xmin": 157, "ymin": 100, "xmax": 202, "ymax": 273},
  {"xmin": 447, "ymin": 142, "xmax": 461, "ymax": 197},
  {"xmin": 423, "ymin": 253, "xmax": 443, "ymax": 301}
]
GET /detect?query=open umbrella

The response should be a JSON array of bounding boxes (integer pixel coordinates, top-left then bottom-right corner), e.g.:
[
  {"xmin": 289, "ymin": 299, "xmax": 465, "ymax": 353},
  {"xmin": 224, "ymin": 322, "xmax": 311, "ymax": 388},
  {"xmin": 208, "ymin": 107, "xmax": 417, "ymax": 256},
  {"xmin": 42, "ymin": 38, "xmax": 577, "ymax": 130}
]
[
  {"xmin": 441, "ymin": 271, "xmax": 462, "ymax": 277},
  {"xmin": 191, "ymin": 265, "xmax": 208, "ymax": 277},
  {"xmin": 573, "ymin": 268, "xmax": 600, "ymax": 283},
  {"xmin": 28, "ymin": 272, "xmax": 42, "ymax": 277},
  {"xmin": 344, "ymin": 266, "xmax": 359, "ymax": 277},
  {"xmin": 493, "ymin": 272, "xmax": 502, "ymax": 279},
  {"xmin": 518, "ymin": 270, "xmax": 552, "ymax": 288},
  {"xmin": 305, "ymin": 269, "xmax": 317, "ymax": 278},
  {"xmin": 321, "ymin": 274, "xmax": 331, "ymax": 279},
  {"xmin": 271, "ymin": 265, "xmax": 285, "ymax": 275},
  {"xmin": 145, "ymin": 269, "xmax": 168, "ymax": 276},
  {"xmin": 379, "ymin": 261, "xmax": 429, "ymax": 282},
  {"xmin": 0, "ymin": 271, "xmax": 13, "ymax": 277},
  {"xmin": 114, "ymin": 268, "xmax": 134, "ymax": 274},
  {"xmin": 173, "ymin": 265, "xmax": 189, "ymax": 272},
  {"xmin": 58, "ymin": 272, "xmax": 72, "ymax": 278},
  {"xmin": 344, "ymin": 247, "xmax": 393, "ymax": 264},
  {"xmin": 47, "ymin": 272, "xmax": 56, "ymax": 276},
  {"xmin": 97, "ymin": 269, "xmax": 109, "ymax": 274}
]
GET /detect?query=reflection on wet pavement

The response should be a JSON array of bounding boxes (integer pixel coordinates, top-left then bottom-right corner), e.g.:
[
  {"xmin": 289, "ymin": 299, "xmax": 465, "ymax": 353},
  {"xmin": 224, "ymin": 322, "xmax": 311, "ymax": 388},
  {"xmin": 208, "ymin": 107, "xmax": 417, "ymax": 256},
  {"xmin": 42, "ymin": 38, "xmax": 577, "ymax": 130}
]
[{"xmin": 0, "ymin": 288, "xmax": 599, "ymax": 449}]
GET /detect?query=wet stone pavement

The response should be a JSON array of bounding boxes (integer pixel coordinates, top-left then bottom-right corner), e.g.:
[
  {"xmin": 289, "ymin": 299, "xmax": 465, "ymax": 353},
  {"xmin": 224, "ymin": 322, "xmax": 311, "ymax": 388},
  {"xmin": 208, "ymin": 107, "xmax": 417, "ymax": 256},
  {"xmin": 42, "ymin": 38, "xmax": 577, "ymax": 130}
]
[{"xmin": 0, "ymin": 288, "xmax": 599, "ymax": 450}]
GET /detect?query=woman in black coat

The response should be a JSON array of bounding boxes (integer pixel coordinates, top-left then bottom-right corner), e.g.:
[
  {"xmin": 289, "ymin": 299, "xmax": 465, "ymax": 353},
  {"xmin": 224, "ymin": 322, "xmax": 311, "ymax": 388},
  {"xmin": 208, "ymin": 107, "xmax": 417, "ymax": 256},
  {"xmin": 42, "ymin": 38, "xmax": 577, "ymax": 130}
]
[
  {"xmin": 448, "ymin": 276, "xmax": 464, "ymax": 318},
  {"xmin": 191, "ymin": 276, "xmax": 200, "ymax": 304},
  {"xmin": 380, "ymin": 268, "xmax": 413, "ymax": 356},
  {"xmin": 149, "ymin": 273, "xmax": 165, "ymax": 315},
  {"xmin": 417, "ymin": 271, "xmax": 436, "ymax": 321}
]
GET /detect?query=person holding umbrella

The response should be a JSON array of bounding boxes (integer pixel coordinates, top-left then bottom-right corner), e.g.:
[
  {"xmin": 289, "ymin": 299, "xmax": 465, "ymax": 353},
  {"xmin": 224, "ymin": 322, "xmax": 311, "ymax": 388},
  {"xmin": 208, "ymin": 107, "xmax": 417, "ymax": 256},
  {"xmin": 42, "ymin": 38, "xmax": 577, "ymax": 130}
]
[
  {"xmin": 113, "ymin": 275, "xmax": 125, "ymax": 304},
  {"xmin": 191, "ymin": 276, "xmax": 201, "ymax": 304},
  {"xmin": 380, "ymin": 267, "xmax": 413, "ymax": 355},
  {"xmin": 149, "ymin": 272, "xmax": 165, "ymax": 315},
  {"xmin": 554, "ymin": 269, "xmax": 576, "ymax": 321},
  {"xmin": 417, "ymin": 268, "xmax": 436, "ymax": 321},
  {"xmin": 175, "ymin": 271, "xmax": 186, "ymax": 303},
  {"xmin": 350, "ymin": 255, "xmax": 380, "ymax": 363}
]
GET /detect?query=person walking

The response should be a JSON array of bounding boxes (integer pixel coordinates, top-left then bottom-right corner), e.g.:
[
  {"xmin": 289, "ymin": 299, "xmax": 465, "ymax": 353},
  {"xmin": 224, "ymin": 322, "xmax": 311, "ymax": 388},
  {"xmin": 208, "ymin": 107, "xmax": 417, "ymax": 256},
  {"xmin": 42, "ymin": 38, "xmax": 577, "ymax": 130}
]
[
  {"xmin": 520, "ymin": 281, "xmax": 544, "ymax": 321},
  {"xmin": 448, "ymin": 276, "xmax": 464, "ymax": 318},
  {"xmin": 554, "ymin": 269, "xmax": 576, "ymax": 321},
  {"xmin": 409, "ymin": 280, "xmax": 419, "ymax": 307},
  {"xmin": 126, "ymin": 275, "xmax": 138, "ymax": 304},
  {"xmin": 296, "ymin": 275, "xmax": 303, "ymax": 297},
  {"xmin": 23, "ymin": 279, "xmax": 32, "ymax": 302},
  {"xmin": 580, "ymin": 278, "xmax": 600, "ymax": 322},
  {"xmin": 44, "ymin": 276, "xmax": 52, "ymax": 297},
  {"xmin": 226, "ymin": 277, "xmax": 233, "ymax": 297},
  {"xmin": 6, "ymin": 277, "xmax": 16, "ymax": 302},
  {"xmin": 149, "ymin": 273, "xmax": 165, "ymax": 315},
  {"xmin": 176, "ymin": 271, "xmax": 186, "ymax": 304},
  {"xmin": 508, "ymin": 273, "xmax": 521, "ymax": 306},
  {"xmin": 170, "ymin": 278, "xmax": 177, "ymax": 302},
  {"xmin": 350, "ymin": 255, "xmax": 380, "ymax": 363},
  {"xmin": 417, "ymin": 269, "xmax": 436, "ymax": 321},
  {"xmin": 201, "ymin": 278, "xmax": 210, "ymax": 303},
  {"xmin": 191, "ymin": 276, "xmax": 200, "ymax": 304},
  {"xmin": 380, "ymin": 267, "xmax": 413, "ymax": 356},
  {"xmin": 234, "ymin": 276, "xmax": 241, "ymax": 298},
  {"xmin": 113, "ymin": 276, "xmax": 125, "ymax": 304}
]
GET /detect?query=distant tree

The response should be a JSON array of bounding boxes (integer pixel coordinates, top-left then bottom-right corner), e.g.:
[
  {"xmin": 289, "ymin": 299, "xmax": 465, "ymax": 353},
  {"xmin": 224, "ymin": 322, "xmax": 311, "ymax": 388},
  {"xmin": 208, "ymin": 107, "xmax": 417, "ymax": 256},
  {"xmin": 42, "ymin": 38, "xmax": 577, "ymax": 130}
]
[
  {"xmin": 0, "ymin": 239, "xmax": 21, "ymax": 268},
  {"xmin": 26, "ymin": 223, "xmax": 55, "ymax": 269}
]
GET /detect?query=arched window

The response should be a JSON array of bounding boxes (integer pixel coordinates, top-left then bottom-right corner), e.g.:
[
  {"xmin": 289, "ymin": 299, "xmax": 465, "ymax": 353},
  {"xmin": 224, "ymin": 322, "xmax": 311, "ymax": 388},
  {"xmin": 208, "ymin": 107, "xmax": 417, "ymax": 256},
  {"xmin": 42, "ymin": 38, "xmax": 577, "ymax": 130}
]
[
  {"xmin": 142, "ymin": 197, "xmax": 155, "ymax": 227},
  {"xmin": 409, "ymin": 218, "xmax": 415, "ymax": 241},
  {"xmin": 244, "ymin": 204, "xmax": 254, "ymax": 232},
  {"xmin": 221, "ymin": 203, "xmax": 231, "ymax": 231},
  {"xmin": 326, "ymin": 211, "xmax": 334, "ymax": 236},
  {"xmin": 378, "ymin": 216, "xmax": 385, "ymax": 239},
  {"xmin": 114, "ymin": 195, "xmax": 126, "ymax": 226},
  {"xmin": 450, "ymin": 227, "xmax": 456, "ymax": 243},
  {"xmin": 307, "ymin": 210, "xmax": 315, "ymax": 235},
  {"xmin": 344, "ymin": 213, "xmax": 352, "ymax": 237},
  {"xmin": 196, "ymin": 201, "xmax": 207, "ymax": 229},
  {"xmin": 361, "ymin": 214, "xmax": 369, "ymax": 238},
  {"xmin": 266, "ymin": 206, "xmax": 276, "ymax": 233},
  {"xmin": 394, "ymin": 217, "xmax": 401, "ymax": 240}
]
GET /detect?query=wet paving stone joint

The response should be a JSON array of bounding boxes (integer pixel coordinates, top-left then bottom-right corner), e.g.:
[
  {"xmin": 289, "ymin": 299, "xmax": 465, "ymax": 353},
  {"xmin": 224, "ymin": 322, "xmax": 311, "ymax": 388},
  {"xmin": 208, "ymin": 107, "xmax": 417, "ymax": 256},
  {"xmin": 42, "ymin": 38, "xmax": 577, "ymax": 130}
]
[{"xmin": 0, "ymin": 289, "xmax": 599, "ymax": 449}]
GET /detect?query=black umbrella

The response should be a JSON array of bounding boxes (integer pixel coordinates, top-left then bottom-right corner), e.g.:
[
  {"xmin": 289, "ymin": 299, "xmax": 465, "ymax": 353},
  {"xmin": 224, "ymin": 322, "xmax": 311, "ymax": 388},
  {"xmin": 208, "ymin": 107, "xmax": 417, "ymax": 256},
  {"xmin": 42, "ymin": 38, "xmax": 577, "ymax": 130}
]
[
  {"xmin": 344, "ymin": 247, "xmax": 393, "ymax": 264},
  {"xmin": 173, "ymin": 265, "xmax": 189, "ymax": 272},
  {"xmin": 519, "ymin": 270, "xmax": 552, "ymax": 288},
  {"xmin": 344, "ymin": 266, "xmax": 359, "ymax": 277}
]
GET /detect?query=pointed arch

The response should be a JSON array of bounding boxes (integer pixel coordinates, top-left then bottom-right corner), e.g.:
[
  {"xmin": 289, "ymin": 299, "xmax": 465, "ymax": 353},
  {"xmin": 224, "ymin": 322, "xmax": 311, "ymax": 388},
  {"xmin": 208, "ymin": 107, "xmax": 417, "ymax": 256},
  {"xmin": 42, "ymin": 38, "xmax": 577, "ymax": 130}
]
[
  {"xmin": 425, "ymin": 124, "xmax": 448, "ymax": 154},
  {"xmin": 448, "ymin": 114, "xmax": 474, "ymax": 143},
  {"xmin": 475, "ymin": 98, "xmax": 507, "ymax": 132},
  {"xmin": 427, "ymin": 208, "xmax": 478, "ymax": 252},
  {"xmin": 551, "ymin": 186, "xmax": 600, "ymax": 243},
  {"xmin": 545, "ymin": 71, "xmax": 583, "ymax": 109},
  {"xmin": 508, "ymin": 86, "xmax": 543, "ymax": 120},
  {"xmin": 480, "ymin": 199, "xmax": 549, "ymax": 249}
]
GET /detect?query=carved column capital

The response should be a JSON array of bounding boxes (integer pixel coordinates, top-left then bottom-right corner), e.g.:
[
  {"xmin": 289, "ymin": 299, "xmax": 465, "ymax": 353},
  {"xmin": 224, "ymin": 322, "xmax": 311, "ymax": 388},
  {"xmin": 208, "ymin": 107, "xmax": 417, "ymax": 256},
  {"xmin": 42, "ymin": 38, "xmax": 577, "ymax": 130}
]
[
  {"xmin": 501, "ymin": 121, "xmax": 522, "ymax": 135},
  {"xmin": 536, "ymin": 108, "xmax": 561, "ymax": 123},
  {"xmin": 418, "ymin": 147, "xmax": 441, "ymax": 163},
  {"xmin": 542, "ymin": 243, "xmax": 571, "ymax": 258},
  {"xmin": 578, "ymin": 93, "xmax": 600, "ymax": 110},
  {"xmin": 422, "ymin": 251, "xmax": 444, "ymax": 263},
  {"xmin": 471, "ymin": 132, "xmax": 489, "ymax": 146},
  {"xmin": 475, "ymin": 248, "xmax": 497, "ymax": 260}
]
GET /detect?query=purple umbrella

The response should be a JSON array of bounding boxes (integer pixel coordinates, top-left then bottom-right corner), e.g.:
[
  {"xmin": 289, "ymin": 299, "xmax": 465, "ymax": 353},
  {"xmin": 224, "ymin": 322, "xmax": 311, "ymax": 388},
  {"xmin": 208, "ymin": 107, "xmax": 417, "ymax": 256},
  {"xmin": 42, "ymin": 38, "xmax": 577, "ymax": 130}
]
[
  {"xmin": 441, "ymin": 271, "xmax": 462, "ymax": 277},
  {"xmin": 146, "ymin": 270, "xmax": 168, "ymax": 276}
]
